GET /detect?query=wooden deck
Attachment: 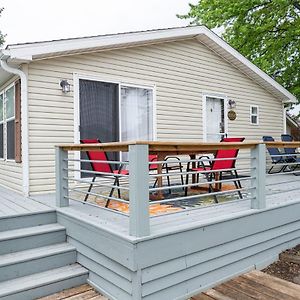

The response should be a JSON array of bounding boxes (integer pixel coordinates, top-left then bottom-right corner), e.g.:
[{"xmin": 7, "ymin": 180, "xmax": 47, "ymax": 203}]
[
  {"xmin": 39, "ymin": 271, "xmax": 300, "ymax": 300},
  {"xmin": 192, "ymin": 270, "xmax": 300, "ymax": 300},
  {"xmin": 38, "ymin": 284, "xmax": 107, "ymax": 299},
  {"xmin": 0, "ymin": 186, "xmax": 54, "ymax": 218}
]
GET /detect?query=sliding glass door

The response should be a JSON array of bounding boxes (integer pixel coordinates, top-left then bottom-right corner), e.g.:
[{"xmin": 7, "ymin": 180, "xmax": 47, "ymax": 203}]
[
  {"xmin": 78, "ymin": 79, "xmax": 154, "ymax": 166},
  {"xmin": 121, "ymin": 85, "xmax": 153, "ymax": 142}
]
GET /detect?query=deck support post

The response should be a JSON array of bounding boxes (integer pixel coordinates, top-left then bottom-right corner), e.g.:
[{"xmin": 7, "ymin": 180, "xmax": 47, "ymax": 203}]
[
  {"xmin": 129, "ymin": 144, "xmax": 150, "ymax": 237},
  {"xmin": 251, "ymin": 143, "xmax": 266, "ymax": 209},
  {"xmin": 56, "ymin": 146, "xmax": 69, "ymax": 207}
]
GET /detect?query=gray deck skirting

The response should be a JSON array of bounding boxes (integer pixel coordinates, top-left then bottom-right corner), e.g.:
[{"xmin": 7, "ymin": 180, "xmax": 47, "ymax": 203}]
[{"xmin": 56, "ymin": 200, "xmax": 300, "ymax": 300}]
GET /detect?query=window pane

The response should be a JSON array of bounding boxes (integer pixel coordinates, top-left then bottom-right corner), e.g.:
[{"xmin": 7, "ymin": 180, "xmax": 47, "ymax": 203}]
[
  {"xmin": 251, "ymin": 115, "xmax": 258, "ymax": 124},
  {"xmin": 121, "ymin": 86, "xmax": 153, "ymax": 141},
  {"xmin": 251, "ymin": 106, "xmax": 257, "ymax": 114},
  {"xmin": 0, "ymin": 94, "xmax": 3, "ymax": 122},
  {"xmin": 0, "ymin": 123, "xmax": 3, "ymax": 158},
  {"xmin": 7, "ymin": 120, "xmax": 15, "ymax": 159},
  {"xmin": 6, "ymin": 86, "xmax": 15, "ymax": 119}
]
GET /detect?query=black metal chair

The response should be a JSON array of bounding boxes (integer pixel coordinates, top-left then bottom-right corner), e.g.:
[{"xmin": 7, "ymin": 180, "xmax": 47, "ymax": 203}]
[
  {"xmin": 281, "ymin": 134, "xmax": 300, "ymax": 174},
  {"xmin": 263, "ymin": 136, "xmax": 289, "ymax": 174}
]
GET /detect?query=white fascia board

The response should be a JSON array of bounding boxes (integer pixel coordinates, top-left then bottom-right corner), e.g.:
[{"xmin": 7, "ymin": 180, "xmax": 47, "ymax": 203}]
[
  {"xmin": 197, "ymin": 27, "xmax": 297, "ymax": 103},
  {"xmin": 6, "ymin": 26, "xmax": 204, "ymax": 61}
]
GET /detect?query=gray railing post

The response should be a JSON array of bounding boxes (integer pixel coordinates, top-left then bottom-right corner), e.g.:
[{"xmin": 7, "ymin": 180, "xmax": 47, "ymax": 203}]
[
  {"xmin": 56, "ymin": 146, "xmax": 69, "ymax": 207},
  {"xmin": 128, "ymin": 144, "xmax": 150, "ymax": 237},
  {"xmin": 251, "ymin": 143, "xmax": 266, "ymax": 209}
]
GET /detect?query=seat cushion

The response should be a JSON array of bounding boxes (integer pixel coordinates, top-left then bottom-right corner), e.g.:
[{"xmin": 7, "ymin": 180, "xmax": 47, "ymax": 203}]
[{"xmin": 113, "ymin": 169, "xmax": 129, "ymax": 175}]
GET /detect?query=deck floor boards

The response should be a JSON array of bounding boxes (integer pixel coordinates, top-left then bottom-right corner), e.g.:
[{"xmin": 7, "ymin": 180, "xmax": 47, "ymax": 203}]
[
  {"xmin": 0, "ymin": 186, "xmax": 54, "ymax": 218},
  {"xmin": 38, "ymin": 284, "xmax": 107, "ymax": 300},
  {"xmin": 192, "ymin": 270, "xmax": 300, "ymax": 300}
]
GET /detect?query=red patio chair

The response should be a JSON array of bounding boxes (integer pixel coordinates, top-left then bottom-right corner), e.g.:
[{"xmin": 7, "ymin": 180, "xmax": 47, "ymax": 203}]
[
  {"xmin": 185, "ymin": 137, "xmax": 245, "ymax": 202},
  {"xmin": 80, "ymin": 139, "xmax": 128, "ymax": 207}
]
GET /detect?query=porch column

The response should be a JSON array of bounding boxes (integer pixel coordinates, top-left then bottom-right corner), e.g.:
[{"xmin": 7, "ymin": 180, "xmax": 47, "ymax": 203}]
[
  {"xmin": 251, "ymin": 143, "xmax": 266, "ymax": 209},
  {"xmin": 128, "ymin": 144, "xmax": 150, "ymax": 237},
  {"xmin": 56, "ymin": 146, "xmax": 69, "ymax": 207}
]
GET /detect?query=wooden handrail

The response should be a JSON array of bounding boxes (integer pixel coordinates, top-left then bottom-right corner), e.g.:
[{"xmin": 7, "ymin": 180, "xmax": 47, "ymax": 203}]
[
  {"xmin": 58, "ymin": 140, "xmax": 261, "ymax": 153},
  {"xmin": 57, "ymin": 141, "xmax": 300, "ymax": 153},
  {"xmin": 264, "ymin": 141, "xmax": 300, "ymax": 147}
]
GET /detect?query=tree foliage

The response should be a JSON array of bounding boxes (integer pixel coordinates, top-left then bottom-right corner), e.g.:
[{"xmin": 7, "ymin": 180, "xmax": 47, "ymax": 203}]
[
  {"xmin": 178, "ymin": 1, "xmax": 300, "ymax": 101},
  {"xmin": 0, "ymin": 7, "xmax": 5, "ymax": 46}
]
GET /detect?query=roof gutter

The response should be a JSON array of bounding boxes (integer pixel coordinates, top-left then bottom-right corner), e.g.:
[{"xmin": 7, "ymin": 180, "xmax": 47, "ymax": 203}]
[{"xmin": 0, "ymin": 56, "xmax": 30, "ymax": 197}]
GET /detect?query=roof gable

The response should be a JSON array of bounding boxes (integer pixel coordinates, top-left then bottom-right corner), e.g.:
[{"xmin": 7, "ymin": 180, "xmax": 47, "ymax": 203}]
[{"xmin": 1, "ymin": 26, "xmax": 296, "ymax": 103}]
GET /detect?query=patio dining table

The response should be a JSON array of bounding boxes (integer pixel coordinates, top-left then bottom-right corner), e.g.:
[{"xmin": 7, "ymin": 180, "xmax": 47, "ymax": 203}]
[{"xmin": 150, "ymin": 146, "xmax": 218, "ymax": 198}]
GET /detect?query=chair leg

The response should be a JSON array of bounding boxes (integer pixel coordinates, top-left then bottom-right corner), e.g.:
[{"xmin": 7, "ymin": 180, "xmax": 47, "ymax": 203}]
[
  {"xmin": 234, "ymin": 170, "xmax": 242, "ymax": 189},
  {"xmin": 84, "ymin": 176, "xmax": 96, "ymax": 202},
  {"xmin": 179, "ymin": 163, "xmax": 184, "ymax": 190},
  {"xmin": 166, "ymin": 166, "xmax": 172, "ymax": 194},
  {"xmin": 185, "ymin": 172, "xmax": 189, "ymax": 196},
  {"xmin": 206, "ymin": 173, "xmax": 218, "ymax": 203},
  {"xmin": 232, "ymin": 171, "xmax": 243, "ymax": 199},
  {"xmin": 106, "ymin": 177, "xmax": 118, "ymax": 208}
]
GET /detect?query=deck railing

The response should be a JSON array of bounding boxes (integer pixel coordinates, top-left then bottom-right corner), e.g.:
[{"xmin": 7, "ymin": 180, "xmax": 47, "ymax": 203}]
[{"xmin": 56, "ymin": 141, "xmax": 300, "ymax": 237}]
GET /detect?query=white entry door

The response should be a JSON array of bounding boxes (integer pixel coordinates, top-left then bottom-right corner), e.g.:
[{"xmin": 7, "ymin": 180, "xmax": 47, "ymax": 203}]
[{"xmin": 204, "ymin": 96, "xmax": 227, "ymax": 141}]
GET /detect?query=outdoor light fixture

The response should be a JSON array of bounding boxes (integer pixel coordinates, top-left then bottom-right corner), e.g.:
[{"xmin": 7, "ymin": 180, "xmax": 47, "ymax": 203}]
[
  {"xmin": 228, "ymin": 99, "xmax": 236, "ymax": 109},
  {"xmin": 60, "ymin": 80, "xmax": 71, "ymax": 93}
]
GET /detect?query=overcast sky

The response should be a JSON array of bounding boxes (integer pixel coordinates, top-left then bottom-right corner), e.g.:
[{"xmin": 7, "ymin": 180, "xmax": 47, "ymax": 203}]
[{"xmin": 0, "ymin": 0, "xmax": 195, "ymax": 45}]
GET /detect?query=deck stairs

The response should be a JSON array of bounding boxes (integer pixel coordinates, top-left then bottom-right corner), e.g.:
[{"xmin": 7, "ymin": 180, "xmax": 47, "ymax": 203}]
[{"xmin": 0, "ymin": 210, "xmax": 88, "ymax": 300}]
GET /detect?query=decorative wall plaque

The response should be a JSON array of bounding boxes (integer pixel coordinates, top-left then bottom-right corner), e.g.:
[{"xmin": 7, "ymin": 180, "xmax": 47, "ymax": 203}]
[{"xmin": 228, "ymin": 110, "xmax": 236, "ymax": 121}]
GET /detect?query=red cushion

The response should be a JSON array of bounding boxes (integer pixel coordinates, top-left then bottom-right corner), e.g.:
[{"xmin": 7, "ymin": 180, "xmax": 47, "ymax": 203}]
[
  {"xmin": 113, "ymin": 169, "xmax": 129, "ymax": 175},
  {"xmin": 81, "ymin": 139, "xmax": 112, "ymax": 173}
]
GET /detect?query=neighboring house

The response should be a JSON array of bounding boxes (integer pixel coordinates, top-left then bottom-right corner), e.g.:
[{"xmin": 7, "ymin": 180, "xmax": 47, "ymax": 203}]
[
  {"xmin": 286, "ymin": 113, "xmax": 300, "ymax": 140},
  {"xmin": 0, "ymin": 25, "xmax": 296, "ymax": 196}
]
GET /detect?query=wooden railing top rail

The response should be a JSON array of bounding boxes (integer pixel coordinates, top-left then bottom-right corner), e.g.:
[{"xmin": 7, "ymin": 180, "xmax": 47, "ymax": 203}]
[
  {"xmin": 57, "ymin": 141, "xmax": 300, "ymax": 153},
  {"xmin": 264, "ymin": 141, "xmax": 300, "ymax": 147},
  {"xmin": 57, "ymin": 140, "xmax": 260, "ymax": 153}
]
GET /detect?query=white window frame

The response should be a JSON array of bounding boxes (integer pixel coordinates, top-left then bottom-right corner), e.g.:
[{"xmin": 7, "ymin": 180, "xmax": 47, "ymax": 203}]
[
  {"xmin": 250, "ymin": 105, "xmax": 259, "ymax": 125},
  {"xmin": 0, "ymin": 91, "xmax": 4, "ymax": 160},
  {"xmin": 5, "ymin": 83, "xmax": 16, "ymax": 162},
  {"xmin": 0, "ymin": 82, "xmax": 16, "ymax": 161},
  {"xmin": 202, "ymin": 93, "xmax": 228, "ymax": 142},
  {"xmin": 73, "ymin": 73, "xmax": 157, "ymax": 179}
]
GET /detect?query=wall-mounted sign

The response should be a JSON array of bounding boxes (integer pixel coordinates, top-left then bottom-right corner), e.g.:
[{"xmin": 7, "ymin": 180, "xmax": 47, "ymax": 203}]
[{"xmin": 228, "ymin": 110, "xmax": 236, "ymax": 121}]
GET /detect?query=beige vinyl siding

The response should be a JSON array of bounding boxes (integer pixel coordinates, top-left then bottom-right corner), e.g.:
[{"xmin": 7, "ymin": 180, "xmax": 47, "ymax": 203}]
[
  {"xmin": 0, "ymin": 76, "xmax": 23, "ymax": 193},
  {"xmin": 27, "ymin": 38, "xmax": 283, "ymax": 194}
]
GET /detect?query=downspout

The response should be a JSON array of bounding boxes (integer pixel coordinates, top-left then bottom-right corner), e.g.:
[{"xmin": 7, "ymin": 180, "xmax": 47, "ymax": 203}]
[
  {"xmin": 0, "ymin": 57, "xmax": 30, "ymax": 197},
  {"xmin": 283, "ymin": 104, "xmax": 287, "ymax": 134}
]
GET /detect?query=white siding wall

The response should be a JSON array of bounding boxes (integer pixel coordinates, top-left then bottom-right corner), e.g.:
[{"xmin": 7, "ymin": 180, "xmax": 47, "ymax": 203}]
[
  {"xmin": 0, "ymin": 76, "xmax": 23, "ymax": 193},
  {"xmin": 27, "ymin": 38, "xmax": 283, "ymax": 194}
]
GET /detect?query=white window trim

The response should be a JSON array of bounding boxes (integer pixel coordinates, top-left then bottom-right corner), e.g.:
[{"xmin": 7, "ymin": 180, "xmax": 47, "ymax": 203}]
[
  {"xmin": 73, "ymin": 73, "xmax": 157, "ymax": 179},
  {"xmin": 202, "ymin": 93, "xmax": 228, "ymax": 142},
  {"xmin": 0, "ymin": 82, "xmax": 16, "ymax": 161},
  {"xmin": 250, "ymin": 105, "xmax": 259, "ymax": 125},
  {"xmin": 0, "ymin": 91, "xmax": 4, "ymax": 160}
]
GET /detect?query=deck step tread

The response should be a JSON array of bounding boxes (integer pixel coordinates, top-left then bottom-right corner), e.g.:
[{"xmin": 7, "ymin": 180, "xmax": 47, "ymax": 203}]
[
  {"xmin": 0, "ymin": 264, "xmax": 88, "ymax": 297},
  {"xmin": 0, "ymin": 242, "xmax": 75, "ymax": 267},
  {"xmin": 0, "ymin": 224, "xmax": 65, "ymax": 241}
]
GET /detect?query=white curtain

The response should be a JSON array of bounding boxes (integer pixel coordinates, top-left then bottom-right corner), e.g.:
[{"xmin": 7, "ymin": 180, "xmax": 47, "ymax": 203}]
[{"xmin": 121, "ymin": 86, "xmax": 153, "ymax": 142}]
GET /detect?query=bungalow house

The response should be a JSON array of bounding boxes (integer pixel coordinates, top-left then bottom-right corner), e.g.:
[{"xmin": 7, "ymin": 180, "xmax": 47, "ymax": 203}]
[{"xmin": 0, "ymin": 25, "xmax": 296, "ymax": 197}]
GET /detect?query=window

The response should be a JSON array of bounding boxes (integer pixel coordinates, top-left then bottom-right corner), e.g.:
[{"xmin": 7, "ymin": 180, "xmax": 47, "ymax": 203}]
[
  {"xmin": 0, "ymin": 81, "xmax": 21, "ymax": 162},
  {"xmin": 250, "ymin": 105, "xmax": 259, "ymax": 125},
  {"xmin": 5, "ymin": 86, "xmax": 15, "ymax": 159}
]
